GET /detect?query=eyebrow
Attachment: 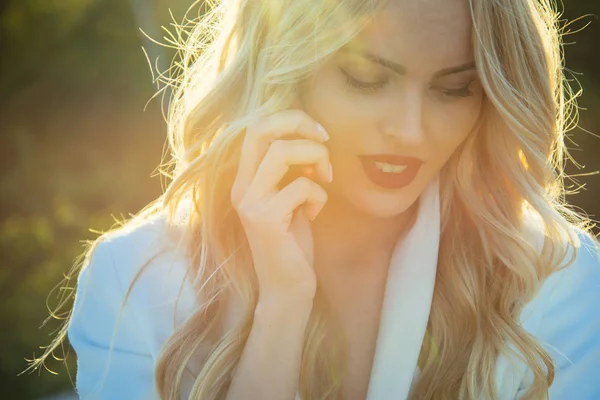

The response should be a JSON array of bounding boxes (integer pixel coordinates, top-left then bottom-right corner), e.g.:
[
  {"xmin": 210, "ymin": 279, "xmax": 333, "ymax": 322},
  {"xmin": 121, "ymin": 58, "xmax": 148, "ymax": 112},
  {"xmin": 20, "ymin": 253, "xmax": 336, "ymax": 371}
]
[{"xmin": 339, "ymin": 46, "xmax": 476, "ymax": 78}]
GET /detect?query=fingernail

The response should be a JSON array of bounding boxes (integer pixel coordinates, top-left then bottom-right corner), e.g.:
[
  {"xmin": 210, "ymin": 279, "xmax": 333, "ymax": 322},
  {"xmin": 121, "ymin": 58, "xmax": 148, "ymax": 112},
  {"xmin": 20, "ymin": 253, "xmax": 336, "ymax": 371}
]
[
  {"xmin": 316, "ymin": 123, "xmax": 329, "ymax": 141},
  {"xmin": 328, "ymin": 162, "xmax": 333, "ymax": 182}
]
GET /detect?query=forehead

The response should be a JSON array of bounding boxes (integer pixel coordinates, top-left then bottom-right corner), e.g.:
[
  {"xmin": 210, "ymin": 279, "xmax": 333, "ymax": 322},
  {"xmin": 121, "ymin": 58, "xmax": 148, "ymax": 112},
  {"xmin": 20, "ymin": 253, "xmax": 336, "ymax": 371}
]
[{"xmin": 350, "ymin": 0, "xmax": 473, "ymax": 72}]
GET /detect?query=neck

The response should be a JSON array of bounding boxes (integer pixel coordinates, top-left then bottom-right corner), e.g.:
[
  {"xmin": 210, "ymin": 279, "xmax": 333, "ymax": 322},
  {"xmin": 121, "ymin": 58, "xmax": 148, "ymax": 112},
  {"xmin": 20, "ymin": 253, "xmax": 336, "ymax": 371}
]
[{"xmin": 311, "ymin": 195, "xmax": 418, "ymax": 275}]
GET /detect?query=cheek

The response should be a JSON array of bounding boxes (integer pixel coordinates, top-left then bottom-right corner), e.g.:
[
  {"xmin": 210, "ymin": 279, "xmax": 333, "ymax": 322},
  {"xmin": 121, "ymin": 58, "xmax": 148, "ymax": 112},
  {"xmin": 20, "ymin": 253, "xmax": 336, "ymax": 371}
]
[
  {"xmin": 301, "ymin": 71, "xmax": 348, "ymax": 129},
  {"xmin": 301, "ymin": 70, "xmax": 376, "ymax": 146},
  {"xmin": 427, "ymin": 99, "xmax": 482, "ymax": 157}
]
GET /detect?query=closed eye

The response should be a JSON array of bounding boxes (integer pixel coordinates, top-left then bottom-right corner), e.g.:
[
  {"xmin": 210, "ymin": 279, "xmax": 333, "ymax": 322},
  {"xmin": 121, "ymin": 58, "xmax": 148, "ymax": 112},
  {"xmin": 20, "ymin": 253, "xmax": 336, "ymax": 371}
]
[
  {"xmin": 433, "ymin": 80, "xmax": 475, "ymax": 99},
  {"xmin": 340, "ymin": 69, "xmax": 388, "ymax": 92},
  {"xmin": 341, "ymin": 67, "xmax": 475, "ymax": 99}
]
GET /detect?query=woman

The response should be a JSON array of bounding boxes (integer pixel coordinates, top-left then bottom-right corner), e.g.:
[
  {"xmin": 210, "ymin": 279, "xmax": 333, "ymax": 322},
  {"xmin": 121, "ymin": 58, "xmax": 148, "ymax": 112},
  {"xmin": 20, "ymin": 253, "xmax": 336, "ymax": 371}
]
[{"xmin": 26, "ymin": 0, "xmax": 600, "ymax": 399}]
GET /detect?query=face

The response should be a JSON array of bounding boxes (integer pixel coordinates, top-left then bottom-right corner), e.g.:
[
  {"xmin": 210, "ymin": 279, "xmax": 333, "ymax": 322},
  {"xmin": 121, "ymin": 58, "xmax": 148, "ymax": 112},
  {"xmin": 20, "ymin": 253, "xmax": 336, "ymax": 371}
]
[{"xmin": 299, "ymin": 0, "xmax": 483, "ymax": 218}]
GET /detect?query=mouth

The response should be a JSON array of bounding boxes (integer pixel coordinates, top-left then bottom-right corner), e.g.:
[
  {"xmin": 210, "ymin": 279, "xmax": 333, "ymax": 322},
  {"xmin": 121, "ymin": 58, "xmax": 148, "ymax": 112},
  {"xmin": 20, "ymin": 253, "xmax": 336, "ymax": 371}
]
[{"xmin": 358, "ymin": 154, "xmax": 423, "ymax": 190}]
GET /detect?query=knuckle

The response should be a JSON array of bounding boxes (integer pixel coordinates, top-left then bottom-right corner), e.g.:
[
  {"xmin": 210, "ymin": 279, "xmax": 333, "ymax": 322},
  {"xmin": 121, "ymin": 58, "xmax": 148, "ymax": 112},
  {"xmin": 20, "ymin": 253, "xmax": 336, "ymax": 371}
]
[
  {"xmin": 269, "ymin": 139, "xmax": 287, "ymax": 153},
  {"xmin": 287, "ymin": 108, "xmax": 307, "ymax": 120},
  {"xmin": 230, "ymin": 181, "xmax": 246, "ymax": 209},
  {"xmin": 245, "ymin": 117, "xmax": 267, "ymax": 140},
  {"xmin": 293, "ymin": 109, "xmax": 308, "ymax": 124},
  {"xmin": 295, "ymin": 176, "xmax": 313, "ymax": 190},
  {"xmin": 230, "ymin": 190, "xmax": 239, "ymax": 208},
  {"xmin": 230, "ymin": 180, "xmax": 240, "ymax": 199},
  {"xmin": 317, "ymin": 187, "xmax": 328, "ymax": 202},
  {"xmin": 239, "ymin": 203, "xmax": 280, "ymax": 227},
  {"xmin": 285, "ymin": 109, "xmax": 307, "ymax": 131},
  {"xmin": 236, "ymin": 200, "xmax": 258, "ymax": 220},
  {"xmin": 317, "ymin": 142, "xmax": 329, "ymax": 157}
]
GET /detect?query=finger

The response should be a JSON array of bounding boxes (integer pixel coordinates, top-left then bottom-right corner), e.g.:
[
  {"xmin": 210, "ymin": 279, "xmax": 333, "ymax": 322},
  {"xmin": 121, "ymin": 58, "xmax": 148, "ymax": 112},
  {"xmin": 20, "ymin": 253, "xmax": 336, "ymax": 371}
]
[
  {"xmin": 232, "ymin": 111, "xmax": 329, "ymax": 202},
  {"xmin": 240, "ymin": 111, "xmax": 328, "ymax": 181},
  {"xmin": 245, "ymin": 139, "xmax": 331, "ymax": 201},
  {"xmin": 271, "ymin": 177, "xmax": 328, "ymax": 222}
]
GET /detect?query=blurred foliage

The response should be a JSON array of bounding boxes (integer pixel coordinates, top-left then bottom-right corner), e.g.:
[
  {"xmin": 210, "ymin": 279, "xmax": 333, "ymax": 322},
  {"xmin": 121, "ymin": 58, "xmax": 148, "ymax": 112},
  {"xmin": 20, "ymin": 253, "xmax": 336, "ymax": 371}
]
[{"xmin": 0, "ymin": 0, "xmax": 598, "ymax": 399}]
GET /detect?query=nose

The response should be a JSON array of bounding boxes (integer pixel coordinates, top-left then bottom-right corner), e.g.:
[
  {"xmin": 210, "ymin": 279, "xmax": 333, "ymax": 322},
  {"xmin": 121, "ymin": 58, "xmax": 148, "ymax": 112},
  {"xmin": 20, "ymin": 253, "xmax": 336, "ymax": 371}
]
[{"xmin": 378, "ymin": 88, "xmax": 425, "ymax": 146}]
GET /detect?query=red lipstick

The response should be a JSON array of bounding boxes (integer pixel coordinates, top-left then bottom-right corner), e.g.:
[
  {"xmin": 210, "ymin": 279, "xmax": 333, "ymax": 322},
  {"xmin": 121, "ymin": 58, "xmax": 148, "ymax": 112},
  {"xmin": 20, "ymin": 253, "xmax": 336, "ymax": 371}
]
[{"xmin": 358, "ymin": 154, "xmax": 423, "ymax": 190}]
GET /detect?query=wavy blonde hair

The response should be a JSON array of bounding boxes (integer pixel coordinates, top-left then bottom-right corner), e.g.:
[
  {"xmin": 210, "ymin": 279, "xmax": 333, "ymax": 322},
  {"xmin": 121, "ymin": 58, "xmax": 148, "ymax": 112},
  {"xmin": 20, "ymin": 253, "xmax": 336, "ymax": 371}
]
[{"xmin": 27, "ymin": 0, "xmax": 595, "ymax": 399}]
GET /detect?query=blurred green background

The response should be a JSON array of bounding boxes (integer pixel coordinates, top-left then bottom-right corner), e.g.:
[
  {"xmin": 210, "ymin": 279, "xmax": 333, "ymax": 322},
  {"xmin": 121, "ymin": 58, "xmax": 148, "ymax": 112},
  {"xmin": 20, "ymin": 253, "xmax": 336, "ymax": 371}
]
[{"xmin": 0, "ymin": 1, "xmax": 598, "ymax": 399}]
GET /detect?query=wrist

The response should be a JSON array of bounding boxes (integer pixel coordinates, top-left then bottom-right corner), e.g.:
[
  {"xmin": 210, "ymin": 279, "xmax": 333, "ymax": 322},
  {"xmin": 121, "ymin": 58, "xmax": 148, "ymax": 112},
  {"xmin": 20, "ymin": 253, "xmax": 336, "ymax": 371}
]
[{"xmin": 256, "ymin": 292, "xmax": 314, "ymax": 320}]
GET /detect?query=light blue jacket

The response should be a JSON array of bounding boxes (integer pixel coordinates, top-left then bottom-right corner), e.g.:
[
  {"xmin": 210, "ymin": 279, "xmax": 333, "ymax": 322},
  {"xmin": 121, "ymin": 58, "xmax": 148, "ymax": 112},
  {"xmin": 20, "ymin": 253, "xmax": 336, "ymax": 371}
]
[{"xmin": 67, "ymin": 213, "xmax": 600, "ymax": 399}]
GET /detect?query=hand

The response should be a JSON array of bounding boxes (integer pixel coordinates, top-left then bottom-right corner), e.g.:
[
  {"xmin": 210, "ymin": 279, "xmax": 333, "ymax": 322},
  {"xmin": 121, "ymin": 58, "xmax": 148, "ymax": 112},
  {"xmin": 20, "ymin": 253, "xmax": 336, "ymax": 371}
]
[{"xmin": 230, "ymin": 109, "xmax": 332, "ymax": 300}]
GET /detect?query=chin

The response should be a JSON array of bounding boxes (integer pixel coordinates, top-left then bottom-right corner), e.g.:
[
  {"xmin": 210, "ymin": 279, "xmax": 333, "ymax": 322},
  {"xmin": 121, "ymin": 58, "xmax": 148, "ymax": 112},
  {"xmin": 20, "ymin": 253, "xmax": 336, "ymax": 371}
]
[
  {"xmin": 326, "ymin": 162, "xmax": 435, "ymax": 219},
  {"xmin": 341, "ymin": 183, "xmax": 422, "ymax": 219}
]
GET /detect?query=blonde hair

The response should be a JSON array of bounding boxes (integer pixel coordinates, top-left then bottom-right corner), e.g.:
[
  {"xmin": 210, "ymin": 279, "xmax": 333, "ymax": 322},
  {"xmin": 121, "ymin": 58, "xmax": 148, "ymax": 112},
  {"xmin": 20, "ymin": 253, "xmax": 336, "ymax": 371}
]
[{"xmin": 26, "ymin": 0, "xmax": 596, "ymax": 399}]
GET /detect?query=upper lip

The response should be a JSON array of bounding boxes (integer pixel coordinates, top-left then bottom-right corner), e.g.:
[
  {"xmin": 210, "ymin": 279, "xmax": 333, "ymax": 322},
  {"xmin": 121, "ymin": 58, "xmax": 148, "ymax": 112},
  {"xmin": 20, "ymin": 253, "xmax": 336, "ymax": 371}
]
[{"xmin": 360, "ymin": 154, "xmax": 424, "ymax": 166}]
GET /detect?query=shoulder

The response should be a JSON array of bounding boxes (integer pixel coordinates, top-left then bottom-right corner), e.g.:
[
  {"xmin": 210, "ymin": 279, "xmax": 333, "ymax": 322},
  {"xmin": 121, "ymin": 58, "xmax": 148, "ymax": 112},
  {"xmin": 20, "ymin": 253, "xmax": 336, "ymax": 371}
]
[
  {"xmin": 70, "ymin": 209, "xmax": 200, "ymax": 352},
  {"xmin": 89, "ymin": 211, "xmax": 187, "ymax": 290},
  {"xmin": 518, "ymin": 211, "xmax": 599, "ymax": 318},
  {"xmin": 520, "ymin": 222, "xmax": 600, "ymax": 330},
  {"xmin": 519, "ymin": 226, "xmax": 600, "ymax": 398},
  {"xmin": 527, "ymin": 228, "xmax": 600, "ymax": 320},
  {"xmin": 66, "ymin": 206, "xmax": 203, "ymax": 398}
]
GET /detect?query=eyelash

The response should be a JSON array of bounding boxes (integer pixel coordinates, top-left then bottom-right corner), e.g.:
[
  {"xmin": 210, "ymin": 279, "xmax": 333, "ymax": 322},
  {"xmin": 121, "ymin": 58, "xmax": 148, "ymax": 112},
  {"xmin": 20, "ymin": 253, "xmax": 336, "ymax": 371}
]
[
  {"xmin": 341, "ymin": 69, "xmax": 474, "ymax": 98},
  {"xmin": 342, "ymin": 70, "xmax": 387, "ymax": 92}
]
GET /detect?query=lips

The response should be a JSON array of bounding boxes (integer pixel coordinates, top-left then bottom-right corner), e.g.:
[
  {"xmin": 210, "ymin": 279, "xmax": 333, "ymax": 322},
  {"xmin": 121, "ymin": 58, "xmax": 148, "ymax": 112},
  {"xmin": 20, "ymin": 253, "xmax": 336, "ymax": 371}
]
[{"xmin": 358, "ymin": 154, "xmax": 423, "ymax": 190}]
